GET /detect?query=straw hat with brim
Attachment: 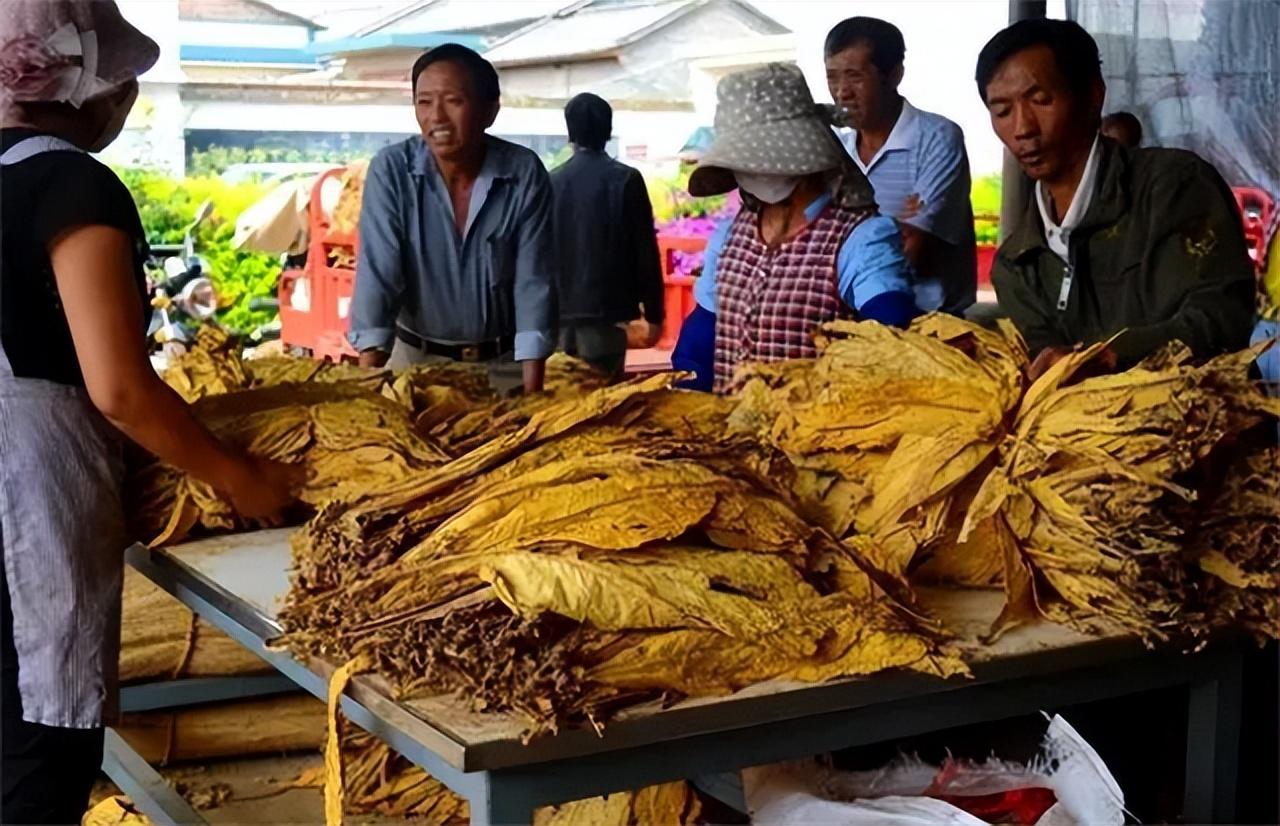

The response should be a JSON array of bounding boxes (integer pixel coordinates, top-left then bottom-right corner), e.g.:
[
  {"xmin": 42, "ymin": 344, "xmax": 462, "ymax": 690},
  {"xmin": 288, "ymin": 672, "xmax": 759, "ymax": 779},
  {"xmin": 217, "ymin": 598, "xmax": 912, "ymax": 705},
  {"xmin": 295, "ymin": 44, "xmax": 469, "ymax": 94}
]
[
  {"xmin": 689, "ymin": 63, "xmax": 851, "ymax": 198},
  {"xmin": 0, "ymin": 0, "xmax": 159, "ymax": 107}
]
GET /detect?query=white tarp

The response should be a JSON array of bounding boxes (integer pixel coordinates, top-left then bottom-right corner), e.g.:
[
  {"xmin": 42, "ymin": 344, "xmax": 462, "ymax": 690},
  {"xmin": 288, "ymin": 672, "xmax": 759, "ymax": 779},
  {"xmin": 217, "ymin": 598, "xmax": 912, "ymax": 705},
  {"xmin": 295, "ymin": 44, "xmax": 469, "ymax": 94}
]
[{"xmin": 1069, "ymin": 0, "xmax": 1279, "ymax": 196}]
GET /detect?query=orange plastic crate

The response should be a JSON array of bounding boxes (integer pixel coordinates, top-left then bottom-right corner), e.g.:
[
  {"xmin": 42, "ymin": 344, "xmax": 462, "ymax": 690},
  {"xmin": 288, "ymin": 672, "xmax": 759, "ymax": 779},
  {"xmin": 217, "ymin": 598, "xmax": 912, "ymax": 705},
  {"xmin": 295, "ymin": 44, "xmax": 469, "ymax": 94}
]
[
  {"xmin": 278, "ymin": 268, "xmax": 318, "ymax": 352},
  {"xmin": 656, "ymin": 235, "xmax": 708, "ymax": 349},
  {"xmin": 312, "ymin": 264, "xmax": 357, "ymax": 362},
  {"xmin": 301, "ymin": 168, "xmax": 360, "ymax": 361}
]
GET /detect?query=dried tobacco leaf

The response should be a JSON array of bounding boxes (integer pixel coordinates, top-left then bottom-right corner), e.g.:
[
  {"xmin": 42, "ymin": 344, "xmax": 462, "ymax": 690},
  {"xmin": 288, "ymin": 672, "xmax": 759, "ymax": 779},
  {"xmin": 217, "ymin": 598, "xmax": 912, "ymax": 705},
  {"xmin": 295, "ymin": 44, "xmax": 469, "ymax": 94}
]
[
  {"xmin": 727, "ymin": 315, "xmax": 1027, "ymax": 579},
  {"xmin": 280, "ymin": 379, "xmax": 961, "ymax": 736},
  {"xmin": 967, "ymin": 343, "xmax": 1280, "ymax": 641},
  {"xmin": 334, "ymin": 731, "xmax": 702, "ymax": 825}
]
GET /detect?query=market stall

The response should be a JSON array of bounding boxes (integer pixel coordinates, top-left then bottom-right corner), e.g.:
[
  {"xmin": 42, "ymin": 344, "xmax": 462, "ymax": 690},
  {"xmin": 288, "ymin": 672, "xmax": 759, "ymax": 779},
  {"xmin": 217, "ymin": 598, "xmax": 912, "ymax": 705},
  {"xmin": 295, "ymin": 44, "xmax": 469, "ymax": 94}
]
[
  {"xmin": 121, "ymin": 532, "xmax": 1245, "ymax": 825},
  {"xmin": 99, "ymin": 305, "xmax": 1278, "ymax": 825}
]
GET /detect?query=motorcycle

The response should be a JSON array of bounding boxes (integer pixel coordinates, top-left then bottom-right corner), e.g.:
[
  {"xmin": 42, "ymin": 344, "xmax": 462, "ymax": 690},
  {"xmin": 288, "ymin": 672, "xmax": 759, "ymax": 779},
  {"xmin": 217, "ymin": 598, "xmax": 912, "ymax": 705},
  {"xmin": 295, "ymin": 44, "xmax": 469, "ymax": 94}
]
[{"xmin": 146, "ymin": 199, "xmax": 220, "ymax": 357}]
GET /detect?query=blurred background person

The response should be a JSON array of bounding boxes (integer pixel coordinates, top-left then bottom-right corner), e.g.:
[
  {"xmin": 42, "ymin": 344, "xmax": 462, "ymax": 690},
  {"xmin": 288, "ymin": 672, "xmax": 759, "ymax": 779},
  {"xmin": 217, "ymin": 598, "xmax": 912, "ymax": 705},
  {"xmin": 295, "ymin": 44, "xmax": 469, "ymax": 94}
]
[{"xmin": 550, "ymin": 92, "xmax": 664, "ymax": 379}]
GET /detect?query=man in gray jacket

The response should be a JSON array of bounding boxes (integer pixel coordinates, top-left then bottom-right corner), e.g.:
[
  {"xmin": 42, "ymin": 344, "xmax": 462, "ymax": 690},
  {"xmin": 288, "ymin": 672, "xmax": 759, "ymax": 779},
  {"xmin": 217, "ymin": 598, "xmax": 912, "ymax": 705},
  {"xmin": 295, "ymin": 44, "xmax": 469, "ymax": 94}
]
[{"xmin": 550, "ymin": 93, "xmax": 664, "ymax": 378}]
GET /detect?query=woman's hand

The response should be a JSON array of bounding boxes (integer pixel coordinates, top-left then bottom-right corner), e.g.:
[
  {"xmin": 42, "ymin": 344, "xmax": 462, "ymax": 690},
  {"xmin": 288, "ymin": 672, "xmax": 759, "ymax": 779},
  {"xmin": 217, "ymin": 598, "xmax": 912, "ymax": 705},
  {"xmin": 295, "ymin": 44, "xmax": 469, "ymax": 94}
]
[
  {"xmin": 52, "ymin": 224, "xmax": 306, "ymax": 506},
  {"xmin": 219, "ymin": 456, "xmax": 305, "ymax": 520}
]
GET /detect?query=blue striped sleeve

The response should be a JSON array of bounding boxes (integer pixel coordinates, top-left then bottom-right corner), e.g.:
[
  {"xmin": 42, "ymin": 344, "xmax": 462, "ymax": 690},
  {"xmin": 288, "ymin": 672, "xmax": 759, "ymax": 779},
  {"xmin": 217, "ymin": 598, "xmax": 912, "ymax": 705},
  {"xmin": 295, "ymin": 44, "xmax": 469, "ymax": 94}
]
[
  {"xmin": 836, "ymin": 215, "xmax": 916, "ymax": 318},
  {"xmin": 906, "ymin": 120, "xmax": 973, "ymax": 247}
]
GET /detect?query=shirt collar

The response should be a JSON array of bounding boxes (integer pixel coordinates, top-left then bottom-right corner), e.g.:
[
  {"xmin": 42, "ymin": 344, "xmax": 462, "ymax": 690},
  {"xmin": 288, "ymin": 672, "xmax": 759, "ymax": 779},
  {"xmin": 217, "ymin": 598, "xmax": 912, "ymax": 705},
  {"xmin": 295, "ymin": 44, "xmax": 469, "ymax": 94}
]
[
  {"xmin": 413, "ymin": 135, "xmax": 516, "ymax": 239},
  {"xmin": 848, "ymin": 97, "xmax": 919, "ymax": 173},
  {"xmin": 804, "ymin": 191, "xmax": 832, "ymax": 222},
  {"xmin": 1035, "ymin": 133, "xmax": 1102, "ymax": 235},
  {"xmin": 412, "ymin": 134, "xmax": 516, "ymax": 183},
  {"xmin": 1005, "ymin": 135, "xmax": 1131, "ymax": 262}
]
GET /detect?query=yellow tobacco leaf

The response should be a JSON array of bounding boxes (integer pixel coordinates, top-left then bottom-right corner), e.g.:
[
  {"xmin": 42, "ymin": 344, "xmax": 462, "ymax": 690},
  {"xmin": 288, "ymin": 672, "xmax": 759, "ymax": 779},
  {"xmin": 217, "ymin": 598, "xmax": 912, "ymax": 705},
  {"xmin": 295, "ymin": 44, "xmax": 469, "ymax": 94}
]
[
  {"xmin": 589, "ymin": 595, "xmax": 966, "ymax": 695},
  {"xmin": 632, "ymin": 781, "xmax": 702, "ymax": 826},
  {"xmin": 610, "ymin": 547, "xmax": 819, "ymax": 602},
  {"xmin": 702, "ymin": 485, "xmax": 815, "ymax": 553},
  {"xmin": 476, "ymin": 550, "xmax": 824, "ymax": 654},
  {"xmin": 533, "ymin": 792, "xmax": 633, "ymax": 826},
  {"xmin": 403, "ymin": 457, "xmax": 726, "ymax": 561},
  {"xmin": 1199, "ymin": 551, "xmax": 1277, "ymax": 590}
]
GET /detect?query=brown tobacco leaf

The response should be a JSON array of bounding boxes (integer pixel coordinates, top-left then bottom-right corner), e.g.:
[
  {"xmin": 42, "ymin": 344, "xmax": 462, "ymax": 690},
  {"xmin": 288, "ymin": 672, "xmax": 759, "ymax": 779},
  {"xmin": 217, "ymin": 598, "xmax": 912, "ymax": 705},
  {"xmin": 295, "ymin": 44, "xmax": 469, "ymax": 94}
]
[
  {"xmin": 336, "ymin": 731, "xmax": 702, "ymax": 825},
  {"xmin": 1185, "ymin": 447, "xmax": 1280, "ymax": 639}
]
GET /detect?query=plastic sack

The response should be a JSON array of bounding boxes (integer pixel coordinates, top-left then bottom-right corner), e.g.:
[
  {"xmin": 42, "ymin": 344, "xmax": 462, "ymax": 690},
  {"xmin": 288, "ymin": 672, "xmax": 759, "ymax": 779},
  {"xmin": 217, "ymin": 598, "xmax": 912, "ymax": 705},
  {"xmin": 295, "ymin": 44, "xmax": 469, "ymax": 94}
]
[{"xmin": 743, "ymin": 715, "xmax": 1124, "ymax": 826}]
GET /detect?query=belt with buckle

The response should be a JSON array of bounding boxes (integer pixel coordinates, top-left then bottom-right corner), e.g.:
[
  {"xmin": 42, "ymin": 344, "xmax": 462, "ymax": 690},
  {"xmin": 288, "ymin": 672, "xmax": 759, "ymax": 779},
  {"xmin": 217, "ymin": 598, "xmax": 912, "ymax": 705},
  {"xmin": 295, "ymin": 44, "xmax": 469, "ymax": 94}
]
[{"xmin": 396, "ymin": 328, "xmax": 513, "ymax": 363}]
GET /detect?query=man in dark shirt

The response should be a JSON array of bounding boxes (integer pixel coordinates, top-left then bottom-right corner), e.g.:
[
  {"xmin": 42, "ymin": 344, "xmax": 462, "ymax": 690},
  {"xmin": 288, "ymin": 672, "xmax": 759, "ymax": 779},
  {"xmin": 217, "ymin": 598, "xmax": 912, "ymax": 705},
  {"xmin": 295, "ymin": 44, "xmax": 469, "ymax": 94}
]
[
  {"xmin": 550, "ymin": 93, "xmax": 664, "ymax": 378},
  {"xmin": 977, "ymin": 19, "xmax": 1253, "ymax": 378}
]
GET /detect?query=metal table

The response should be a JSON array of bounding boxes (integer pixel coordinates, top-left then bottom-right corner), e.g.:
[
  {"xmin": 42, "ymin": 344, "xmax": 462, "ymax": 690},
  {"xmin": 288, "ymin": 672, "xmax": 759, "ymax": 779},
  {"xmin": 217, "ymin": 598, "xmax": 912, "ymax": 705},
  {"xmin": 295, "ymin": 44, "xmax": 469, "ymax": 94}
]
[
  {"xmin": 106, "ymin": 672, "xmax": 298, "ymax": 825},
  {"xmin": 125, "ymin": 530, "xmax": 1244, "ymax": 825}
]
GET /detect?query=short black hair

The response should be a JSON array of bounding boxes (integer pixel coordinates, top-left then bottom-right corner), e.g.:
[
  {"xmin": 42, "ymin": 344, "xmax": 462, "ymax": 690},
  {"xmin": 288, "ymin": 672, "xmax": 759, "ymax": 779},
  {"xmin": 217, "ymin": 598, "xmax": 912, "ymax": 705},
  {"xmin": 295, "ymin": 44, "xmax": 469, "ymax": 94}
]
[
  {"xmin": 564, "ymin": 92, "xmax": 612, "ymax": 151},
  {"xmin": 975, "ymin": 18, "xmax": 1102, "ymax": 102},
  {"xmin": 411, "ymin": 43, "xmax": 500, "ymax": 102},
  {"xmin": 823, "ymin": 17, "xmax": 905, "ymax": 75},
  {"xmin": 1102, "ymin": 111, "xmax": 1143, "ymax": 145}
]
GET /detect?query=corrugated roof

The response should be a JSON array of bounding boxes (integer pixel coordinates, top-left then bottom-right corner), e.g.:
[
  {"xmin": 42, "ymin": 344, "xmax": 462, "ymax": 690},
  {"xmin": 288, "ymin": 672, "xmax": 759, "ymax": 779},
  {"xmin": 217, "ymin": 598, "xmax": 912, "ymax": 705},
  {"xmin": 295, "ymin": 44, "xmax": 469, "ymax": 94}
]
[
  {"xmin": 263, "ymin": 0, "xmax": 396, "ymax": 35},
  {"xmin": 483, "ymin": 0, "xmax": 700, "ymax": 66},
  {"xmin": 186, "ymin": 0, "xmax": 325, "ymax": 28},
  {"xmin": 371, "ymin": 0, "xmax": 577, "ymax": 37}
]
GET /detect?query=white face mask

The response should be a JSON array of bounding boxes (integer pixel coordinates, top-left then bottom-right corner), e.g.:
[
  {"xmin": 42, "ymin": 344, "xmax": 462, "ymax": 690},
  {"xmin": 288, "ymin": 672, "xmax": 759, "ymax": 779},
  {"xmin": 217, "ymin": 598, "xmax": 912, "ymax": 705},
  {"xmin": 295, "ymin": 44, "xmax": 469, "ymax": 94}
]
[{"xmin": 735, "ymin": 172, "xmax": 800, "ymax": 204}]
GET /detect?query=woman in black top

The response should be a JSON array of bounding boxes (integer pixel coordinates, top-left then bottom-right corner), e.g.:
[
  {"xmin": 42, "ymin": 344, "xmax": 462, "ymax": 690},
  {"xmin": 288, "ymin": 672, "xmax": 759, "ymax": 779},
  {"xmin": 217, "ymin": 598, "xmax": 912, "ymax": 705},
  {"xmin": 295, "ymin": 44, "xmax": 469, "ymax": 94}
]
[{"xmin": 0, "ymin": 2, "xmax": 299, "ymax": 820}]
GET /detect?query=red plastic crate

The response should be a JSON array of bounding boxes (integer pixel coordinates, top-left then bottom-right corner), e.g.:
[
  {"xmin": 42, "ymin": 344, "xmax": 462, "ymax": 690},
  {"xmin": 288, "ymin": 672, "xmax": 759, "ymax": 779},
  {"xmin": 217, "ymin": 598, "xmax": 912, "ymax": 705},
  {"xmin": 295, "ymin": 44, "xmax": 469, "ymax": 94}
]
[
  {"xmin": 976, "ymin": 244, "xmax": 997, "ymax": 288},
  {"xmin": 659, "ymin": 276, "xmax": 697, "ymax": 349},
  {"xmin": 311, "ymin": 264, "xmax": 357, "ymax": 362},
  {"xmin": 1233, "ymin": 186, "xmax": 1275, "ymax": 263}
]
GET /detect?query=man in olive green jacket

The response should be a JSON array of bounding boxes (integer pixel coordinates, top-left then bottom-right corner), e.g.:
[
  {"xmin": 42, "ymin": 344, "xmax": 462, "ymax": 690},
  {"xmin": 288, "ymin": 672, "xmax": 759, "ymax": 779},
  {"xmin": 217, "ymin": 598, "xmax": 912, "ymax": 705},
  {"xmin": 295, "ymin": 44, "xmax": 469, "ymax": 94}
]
[{"xmin": 976, "ymin": 19, "xmax": 1254, "ymax": 378}]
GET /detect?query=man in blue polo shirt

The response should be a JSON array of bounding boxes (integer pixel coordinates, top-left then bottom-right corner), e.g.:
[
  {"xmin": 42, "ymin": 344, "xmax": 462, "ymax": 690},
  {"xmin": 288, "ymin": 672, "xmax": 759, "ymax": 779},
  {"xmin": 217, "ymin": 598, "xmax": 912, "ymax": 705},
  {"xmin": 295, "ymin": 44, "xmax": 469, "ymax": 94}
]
[{"xmin": 824, "ymin": 17, "xmax": 978, "ymax": 316}]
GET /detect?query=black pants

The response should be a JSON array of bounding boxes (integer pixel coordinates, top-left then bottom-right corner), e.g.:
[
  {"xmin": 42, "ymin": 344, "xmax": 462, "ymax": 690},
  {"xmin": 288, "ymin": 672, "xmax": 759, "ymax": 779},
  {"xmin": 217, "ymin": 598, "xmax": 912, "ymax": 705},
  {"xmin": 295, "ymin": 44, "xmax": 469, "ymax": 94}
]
[{"xmin": 1, "ymin": 548, "xmax": 103, "ymax": 825}]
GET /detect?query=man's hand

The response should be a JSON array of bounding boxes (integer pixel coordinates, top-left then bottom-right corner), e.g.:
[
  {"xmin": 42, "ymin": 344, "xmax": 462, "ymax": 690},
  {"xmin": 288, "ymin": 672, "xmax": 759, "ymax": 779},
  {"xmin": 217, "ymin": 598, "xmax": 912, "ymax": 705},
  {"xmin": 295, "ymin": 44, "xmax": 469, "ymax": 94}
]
[
  {"xmin": 359, "ymin": 348, "xmax": 390, "ymax": 369},
  {"xmin": 1026, "ymin": 345, "xmax": 1073, "ymax": 382},
  {"xmin": 522, "ymin": 358, "xmax": 546, "ymax": 394},
  {"xmin": 627, "ymin": 319, "xmax": 663, "ymax": 349},
  {"xmin": 901, "ymin": 193, "xmax": 924, "ymax": 219},
  {"xmin": 1027, "ymin": 344, "xmax": 1119, "ymax": 383}
]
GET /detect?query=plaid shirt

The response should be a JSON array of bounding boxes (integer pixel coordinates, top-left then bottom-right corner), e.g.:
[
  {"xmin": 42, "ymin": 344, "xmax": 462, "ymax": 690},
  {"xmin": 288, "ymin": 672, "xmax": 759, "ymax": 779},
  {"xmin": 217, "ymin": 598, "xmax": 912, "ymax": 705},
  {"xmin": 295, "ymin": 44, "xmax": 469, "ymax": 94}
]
[{"xmin": 713, "ymin": 204, "xmax": 871, "ymax": 392}]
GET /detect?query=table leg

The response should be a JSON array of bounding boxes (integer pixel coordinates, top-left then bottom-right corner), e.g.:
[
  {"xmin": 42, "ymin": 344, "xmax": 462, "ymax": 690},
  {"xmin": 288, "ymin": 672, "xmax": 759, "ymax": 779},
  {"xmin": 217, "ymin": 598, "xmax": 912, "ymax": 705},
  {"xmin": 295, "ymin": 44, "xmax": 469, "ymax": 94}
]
[
  {"xmin": 469, "ymin": 772, "xmax": 540, "ymax": 826},
  {"xmin": 692, "ymin": 772, "xmax": 746, "ymax": 813},
  {"xmin": 1183, "ymin": 649, "xmax": 1243, "ymax": 824},
  {"xmin": 101, "ymin": 729, "xmax": 206, "ymax": 826}
]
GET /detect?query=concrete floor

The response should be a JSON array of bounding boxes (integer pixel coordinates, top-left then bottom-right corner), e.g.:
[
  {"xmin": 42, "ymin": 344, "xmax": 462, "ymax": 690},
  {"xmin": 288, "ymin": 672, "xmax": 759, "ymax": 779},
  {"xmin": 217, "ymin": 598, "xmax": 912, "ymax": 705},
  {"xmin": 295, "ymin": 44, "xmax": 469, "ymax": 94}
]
[{"xmin": 94, "ymin": 753, "xmax": 397, "ymax": 826}]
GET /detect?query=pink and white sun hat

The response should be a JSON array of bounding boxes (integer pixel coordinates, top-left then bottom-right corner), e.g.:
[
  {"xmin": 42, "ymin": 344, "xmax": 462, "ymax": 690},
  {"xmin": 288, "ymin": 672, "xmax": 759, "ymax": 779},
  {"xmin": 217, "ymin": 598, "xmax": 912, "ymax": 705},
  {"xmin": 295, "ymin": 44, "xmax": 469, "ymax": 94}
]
[{"xmin": 0, "ymin": 0, "xmax": 159, "ymax": 108}]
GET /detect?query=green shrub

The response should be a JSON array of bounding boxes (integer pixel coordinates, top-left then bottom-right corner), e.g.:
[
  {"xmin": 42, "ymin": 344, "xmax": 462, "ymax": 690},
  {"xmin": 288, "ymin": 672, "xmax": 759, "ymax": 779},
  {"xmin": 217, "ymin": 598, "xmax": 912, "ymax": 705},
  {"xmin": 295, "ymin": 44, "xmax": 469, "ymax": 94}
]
[
  {"xmin": 644, "ymin": 164, "xmax": 727, "ymax": 222},
  {"xmin": 972, "ymin": 173, "xmax": 1001, "ymax": 245},
  {"xmin": 116, "ymin": 168, "xmax": 282, "ymax": 333},
  {"xmin": 187, "ymin": 145, "xmax": 359, "ymax": 178}
]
